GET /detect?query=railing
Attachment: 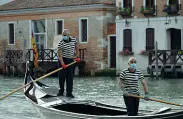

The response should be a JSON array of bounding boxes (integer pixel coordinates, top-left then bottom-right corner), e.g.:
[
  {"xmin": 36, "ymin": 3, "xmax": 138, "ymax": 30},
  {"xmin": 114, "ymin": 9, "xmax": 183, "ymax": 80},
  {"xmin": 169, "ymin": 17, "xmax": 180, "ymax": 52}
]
[
  {"xmin": 0, "ymin": 52, "xmax": 4, "ymax": 65},
  {"xmin": 5, "ymin": 50, "xmax": 24, "ymax": 64},
  {"xmin": 3, "ymin": 49, "xmax": 87, "ymax": 64},
  {"xmin": 26, "ymin": 49, "xmax": 58, "ymax": 62},
  {"xmin": 141, "ymin": 5, "xmax": 157, "ymax": 16},
  {"xmin": 26, "ymin": 48, "xmax": 87, "ymax": 62},
  {"xmin": 163, "ymin": 4, "xmax": 181, "ymax": 15},
  {"xmin": 148, "ymin": 50, "xmax": 183, "ymax": 65},
  {"xmin": 117, "ymin": 6, "xmax": 134, "ymax": 17}
]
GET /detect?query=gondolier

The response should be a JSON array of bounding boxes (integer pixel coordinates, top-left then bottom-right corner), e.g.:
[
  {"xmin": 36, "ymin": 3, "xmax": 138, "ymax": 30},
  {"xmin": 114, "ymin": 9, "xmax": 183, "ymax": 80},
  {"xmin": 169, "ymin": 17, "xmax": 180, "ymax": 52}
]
[
  {"xmin": 57, "ymin": 29, "xmax": 80, "ymax": 98},
  {"xmin": 119, "ymin": 57, "xmax": 149, "ymax": 116}
]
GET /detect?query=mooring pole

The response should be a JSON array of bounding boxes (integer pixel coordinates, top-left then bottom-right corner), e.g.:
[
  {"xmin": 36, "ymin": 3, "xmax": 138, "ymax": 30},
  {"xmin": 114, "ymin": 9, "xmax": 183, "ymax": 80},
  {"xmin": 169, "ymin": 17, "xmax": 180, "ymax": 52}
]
[
  {"xmin": 155, "ymin": 41, "xmax": 159, "ymax": 80},
  {"xmin": 3, "ymin": 39, "xmax": 6, "ymax": 76},
  {"xmin": 23, "ymin": 37, "xmax": 26, "ymax": 62}
]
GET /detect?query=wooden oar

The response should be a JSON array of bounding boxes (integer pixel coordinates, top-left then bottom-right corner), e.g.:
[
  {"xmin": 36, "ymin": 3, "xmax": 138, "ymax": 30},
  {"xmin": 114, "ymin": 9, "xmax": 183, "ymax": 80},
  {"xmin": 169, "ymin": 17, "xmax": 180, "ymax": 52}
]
[
  {"xmin": 0, "ymin": 61, "xmax": 77, "ymax": 100},
  {"xmin": 128, "ymin": 94, "xmax": 182, "ymax": 107}
]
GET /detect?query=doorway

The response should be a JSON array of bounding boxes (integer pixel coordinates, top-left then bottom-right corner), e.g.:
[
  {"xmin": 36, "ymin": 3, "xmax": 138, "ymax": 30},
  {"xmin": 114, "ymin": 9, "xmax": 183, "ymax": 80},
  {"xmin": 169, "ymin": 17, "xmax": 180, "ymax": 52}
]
[
  {"xmin": 170, "ymin": 28, "xmax": 181, "ymax": 50},
  {"xmin": 109, "ymin": 36, "xmax": 116, "ymax": 68},
  {"xmin": 168, "ymin": 28, "xmax": 181, "ymax": 63}
]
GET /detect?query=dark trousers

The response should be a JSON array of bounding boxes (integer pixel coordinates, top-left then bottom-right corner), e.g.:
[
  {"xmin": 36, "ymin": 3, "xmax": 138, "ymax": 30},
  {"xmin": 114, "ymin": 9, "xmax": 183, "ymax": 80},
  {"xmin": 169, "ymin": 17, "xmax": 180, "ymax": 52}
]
[
  {"xmin": 58, "ymin": 57, "xmax": 74, "ymax": 95},
  {"xmin": 123, "ymin": 95, "xmax": 140, "ymax": 116}
]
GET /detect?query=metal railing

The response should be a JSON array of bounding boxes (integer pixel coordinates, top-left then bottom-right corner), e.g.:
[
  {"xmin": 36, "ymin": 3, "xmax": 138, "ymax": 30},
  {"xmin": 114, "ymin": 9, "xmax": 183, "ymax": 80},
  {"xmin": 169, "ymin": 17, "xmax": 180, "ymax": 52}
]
[
  {"xmin": 163, "ymin": 4, "xmax": 181, "ymax": 14},
  {"xmin": 141, "ymin": 5, "xmax": 157, "ymax": 15}
]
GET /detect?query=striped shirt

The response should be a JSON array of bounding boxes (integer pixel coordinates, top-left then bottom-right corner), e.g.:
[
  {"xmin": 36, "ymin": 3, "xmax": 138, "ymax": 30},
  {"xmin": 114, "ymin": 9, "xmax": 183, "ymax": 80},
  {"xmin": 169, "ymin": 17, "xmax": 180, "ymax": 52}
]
[
  {"xmin": 58, "ymin": 37, "xmax": 77, "ymax": 59},
  {"xmin": 119, "ymin": 69, "xmax": 144, "ymax": 94}
]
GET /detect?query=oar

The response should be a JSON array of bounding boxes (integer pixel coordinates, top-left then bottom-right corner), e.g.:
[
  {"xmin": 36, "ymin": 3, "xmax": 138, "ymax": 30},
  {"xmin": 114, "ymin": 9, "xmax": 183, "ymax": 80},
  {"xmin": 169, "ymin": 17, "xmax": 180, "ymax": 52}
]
[
  {"xmin": 128, "ymin": 94, "xmax": 183, "ymax": 107},
  {"xmin": 0, "ymin": 61, "xmax": 77, "ymax": 100}
]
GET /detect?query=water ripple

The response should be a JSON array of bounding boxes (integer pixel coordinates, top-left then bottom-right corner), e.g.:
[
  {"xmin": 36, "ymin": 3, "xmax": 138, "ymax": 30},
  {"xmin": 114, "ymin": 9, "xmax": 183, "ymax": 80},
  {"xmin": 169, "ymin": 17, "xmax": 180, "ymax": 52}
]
[{"xmin": 0, "ymin": 76, "xmax": 183, "ymax": 119}]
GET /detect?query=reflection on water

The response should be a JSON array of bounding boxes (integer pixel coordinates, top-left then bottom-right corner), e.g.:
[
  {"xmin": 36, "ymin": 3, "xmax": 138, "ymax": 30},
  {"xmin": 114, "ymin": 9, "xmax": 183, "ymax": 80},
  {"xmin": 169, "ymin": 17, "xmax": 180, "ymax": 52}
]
[{"xmin": 0, "ymin": 76, "xmax": 183, "ymax": 119}]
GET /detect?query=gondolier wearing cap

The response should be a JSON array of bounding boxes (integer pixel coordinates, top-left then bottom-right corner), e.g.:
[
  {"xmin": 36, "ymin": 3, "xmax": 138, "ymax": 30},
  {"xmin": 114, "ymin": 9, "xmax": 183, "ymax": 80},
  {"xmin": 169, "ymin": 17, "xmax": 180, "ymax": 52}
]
[
  {"xmin": 57, "ymin": 29, "xmax": 80, "ymax": 98},
  {"xmin": 119, "ymin": 57, "xmax": 149, "ymax": 116}
]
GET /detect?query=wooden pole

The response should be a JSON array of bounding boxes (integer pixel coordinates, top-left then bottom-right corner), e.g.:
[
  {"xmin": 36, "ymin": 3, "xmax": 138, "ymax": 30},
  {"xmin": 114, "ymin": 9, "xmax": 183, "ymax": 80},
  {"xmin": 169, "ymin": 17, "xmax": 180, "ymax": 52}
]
[
  {"xmin": 155, "ymin": 41, "xmax": 159, "ymax": 80},
  {"xmin": 22, "ymin": 36, "xmax": 26, "ymax": 75},
  {"xmin": 3, "ymin": 39, "xmax": 6, "ymax": 76},
  {"xmin": 0, "ymin": 61, "xmax": 77, "ymax": 100},
  {"xmin": 128, "ymin": 94, "xmax": 182, "ymax": 107},
  {"xmin": 23, "ymin": 36, "xmax": 26, "ymax": 62}
]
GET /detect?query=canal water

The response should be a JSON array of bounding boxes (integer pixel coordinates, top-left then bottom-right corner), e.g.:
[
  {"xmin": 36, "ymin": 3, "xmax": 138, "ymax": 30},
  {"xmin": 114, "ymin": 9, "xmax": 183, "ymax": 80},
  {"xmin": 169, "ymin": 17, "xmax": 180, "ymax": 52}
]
[{"xmin": 0, "ymin": 76, "xmax": 183, "ymax": 119}]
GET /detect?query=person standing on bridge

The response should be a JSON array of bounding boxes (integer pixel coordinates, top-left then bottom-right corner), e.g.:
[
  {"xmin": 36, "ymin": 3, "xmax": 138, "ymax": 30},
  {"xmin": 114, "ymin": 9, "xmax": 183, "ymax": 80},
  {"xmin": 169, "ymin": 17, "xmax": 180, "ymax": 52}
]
[
  {"xmin": 119, "ymin": 57, "xmax": 149, "ymax": 116},
  {"xmin": 57, "ymin": 29, "xmax": 80, "ymax": 98}
]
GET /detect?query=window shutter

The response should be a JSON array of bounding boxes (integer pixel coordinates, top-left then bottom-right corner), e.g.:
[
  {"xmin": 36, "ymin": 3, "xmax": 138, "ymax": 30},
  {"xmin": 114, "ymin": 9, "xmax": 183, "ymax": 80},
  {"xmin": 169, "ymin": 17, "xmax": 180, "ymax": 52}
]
[
  {"xmin": 123, "ymin": 29, "xmax": 132, "ymax": 51},
  {"xmin": 146, "ymin": 28, "xmax": 155, "ymax": 51}
]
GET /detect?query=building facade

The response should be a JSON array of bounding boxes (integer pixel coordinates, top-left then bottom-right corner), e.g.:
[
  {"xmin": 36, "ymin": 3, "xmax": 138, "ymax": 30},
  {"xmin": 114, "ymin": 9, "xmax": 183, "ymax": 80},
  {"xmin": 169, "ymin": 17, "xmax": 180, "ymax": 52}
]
[
  {"xmin": 0, "ymin": 0, "xmax": 116, "ymax": 74},
  {"xmin": 116, "ymin": 0, "xmax": 183, "ymax": 74}
]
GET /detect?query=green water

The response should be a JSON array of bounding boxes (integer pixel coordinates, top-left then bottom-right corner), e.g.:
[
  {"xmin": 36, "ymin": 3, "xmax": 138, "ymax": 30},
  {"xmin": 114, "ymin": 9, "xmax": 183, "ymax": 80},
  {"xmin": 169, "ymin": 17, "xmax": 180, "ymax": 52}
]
[{"xmin": 0, "ymin": 76, "xmax": 183, "ymax": 119}]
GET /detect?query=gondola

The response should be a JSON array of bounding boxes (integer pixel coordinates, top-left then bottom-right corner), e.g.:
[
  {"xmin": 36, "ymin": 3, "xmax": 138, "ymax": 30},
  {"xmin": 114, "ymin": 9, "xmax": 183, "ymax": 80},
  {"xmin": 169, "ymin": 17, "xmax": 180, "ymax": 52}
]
[{"xmin": 24, "ymin": 64, "xmax": 183, "ymax": 119}]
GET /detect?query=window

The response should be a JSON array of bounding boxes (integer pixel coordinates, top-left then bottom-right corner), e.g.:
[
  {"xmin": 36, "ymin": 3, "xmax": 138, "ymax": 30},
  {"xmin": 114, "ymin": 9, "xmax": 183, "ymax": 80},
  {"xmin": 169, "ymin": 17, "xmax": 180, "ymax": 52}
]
[
  {"xmin": 32, "ymin": 20, "xmax": 46, "ymax": 49},
  {"xmin": 8, "ymin": 23, "xmax": 15, "ymax": 45},
  {"xmin": 123, "ymin": 0, "xmax": 132, "ymax": 8},
  {"xmin": 145, "ymin": 0, "xmax": 154, "ymax": 7},
  {"xmin": 55, "ymin": 20, "xmax": 64, "ymax": 35},
  {"xmin": 123, "ymin": 29, "xmax": 132, "ymax": 51},
  {"xmin": 165, "ymin": 0, "xmax": 180, "ymax": 14},
  {"xmin": 79, "ymin": 18, "xmax": 88, "ymax": 43},
  {"xmin": 146, "ymin": 28, "xmax": 155, "ymax": 51},
  {"xmin": 169, "ymin": 0, "xmax": 178, "ymax": 5}
]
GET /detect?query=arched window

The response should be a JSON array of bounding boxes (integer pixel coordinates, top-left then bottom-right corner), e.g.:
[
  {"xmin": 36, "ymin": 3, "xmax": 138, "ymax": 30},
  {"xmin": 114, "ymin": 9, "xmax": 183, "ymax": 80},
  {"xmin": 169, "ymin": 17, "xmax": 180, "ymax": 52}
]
[
  {"xmin": 123, "ymin": 29, "xmax": 132, "ymax": 51},
  {"xmin": 146, "ymin": 28, "xmax": 155, "ymax": 51}
]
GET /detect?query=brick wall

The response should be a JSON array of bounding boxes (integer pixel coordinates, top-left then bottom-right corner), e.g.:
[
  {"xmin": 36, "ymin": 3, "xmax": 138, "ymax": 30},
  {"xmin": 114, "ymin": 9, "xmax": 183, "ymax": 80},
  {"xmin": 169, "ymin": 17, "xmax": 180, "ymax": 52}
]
[
  {"xmin": 118, "ymin": 0, "xmax": 181, "ymax": 19},
  {"xmin": 133, "ymin": 0, "xmax": 167, "ymax": 18},
  {"xmin": 134, "ymin": 0, "xmax": 145, "ymax": 18},
  {"xmin": 107, "ymin": 23, "xmax": 116, "ymax": 34},
  {"xmin": 0, "ymin": 39, "xmax": 4, "ymax": 59},
  {"xmin": 62, "ymin": 13, "xmax": 109, "ymax": 72},
  {"xmin": 156, "ymin": 0, "xmax": 167, "ymax": 17}
]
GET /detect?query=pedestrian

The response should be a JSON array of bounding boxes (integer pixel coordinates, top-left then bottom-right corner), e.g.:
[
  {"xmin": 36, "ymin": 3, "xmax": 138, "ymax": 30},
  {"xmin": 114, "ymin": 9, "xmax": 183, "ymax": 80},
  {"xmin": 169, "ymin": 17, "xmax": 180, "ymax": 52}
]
[
  {"xmin": 57, "ymin": 29, "xmax": 80, "ymax": 98},
  {"xmin": 119, "ymin": 57, "xmax": 149, "ymax": 116}
]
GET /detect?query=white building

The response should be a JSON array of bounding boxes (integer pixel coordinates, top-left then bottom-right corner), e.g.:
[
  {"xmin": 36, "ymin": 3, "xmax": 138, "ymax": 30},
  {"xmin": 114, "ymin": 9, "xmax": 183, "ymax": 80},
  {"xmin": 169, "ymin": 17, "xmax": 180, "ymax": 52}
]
[{"xmin": 116, "ymin": 0, "xmax": 183, "ymax": 74}]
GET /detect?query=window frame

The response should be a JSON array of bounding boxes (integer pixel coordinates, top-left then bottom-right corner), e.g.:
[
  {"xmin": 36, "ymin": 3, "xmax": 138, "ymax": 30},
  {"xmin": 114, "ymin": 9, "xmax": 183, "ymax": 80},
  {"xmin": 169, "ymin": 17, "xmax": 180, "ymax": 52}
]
[
  {"xmin": 146, "ymin": 28, "xmax": 155, "ymax": 51},
  {"xmin": 79, "ymin": 18, "xmax": 88, "ymax": 43},
  {"xmin": 123, "ymin": 29, "xmax": 132, "ymax": 52},
  {"xmin": 31, "ymin": 19, "xmax": 47, "ymax": 49},
  {"xmin": 143, "ymin": 0, "xmax": 156, "ymax": 7},
  {"xmin": 8, "ymin": 22, "xmax": 15, "ymax": 45},
  {"xmin": 121, "ymin": 0, "xmax": 134, "ymax": 8},
  {"xmin": 55, "ymin": 19, "xmax": 64, "ymax": 35},
  {"xmin": 167, "ymin": 0, "xmax": 180, "ymax": 5}
]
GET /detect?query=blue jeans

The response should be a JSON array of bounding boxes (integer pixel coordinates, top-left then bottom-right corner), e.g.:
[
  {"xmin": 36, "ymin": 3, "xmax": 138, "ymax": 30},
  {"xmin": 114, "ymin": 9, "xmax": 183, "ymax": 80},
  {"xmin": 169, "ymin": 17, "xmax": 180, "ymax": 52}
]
[{"xmin": 58, "ymin": 57, "xmax": 74, "ymax": 95}]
